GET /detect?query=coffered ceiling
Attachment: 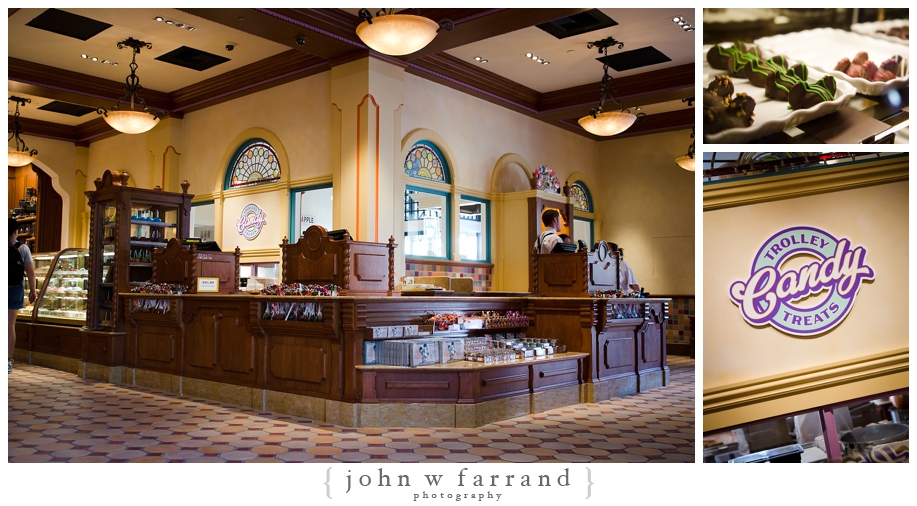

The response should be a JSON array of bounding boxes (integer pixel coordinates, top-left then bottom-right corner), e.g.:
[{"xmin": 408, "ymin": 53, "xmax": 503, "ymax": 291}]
[{"xmin": 8, "ymin": 8, "xmax": 695, "ymax": 146}]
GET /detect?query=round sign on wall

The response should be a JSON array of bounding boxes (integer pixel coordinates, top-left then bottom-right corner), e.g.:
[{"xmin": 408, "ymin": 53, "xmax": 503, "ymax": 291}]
[
  {"xmin": 236, "ymin": 203, "xmax": 267, "ymax": 241},
  {"xmin": 729, "ymin": 226, "xmax": 875, "ymax": 337}
]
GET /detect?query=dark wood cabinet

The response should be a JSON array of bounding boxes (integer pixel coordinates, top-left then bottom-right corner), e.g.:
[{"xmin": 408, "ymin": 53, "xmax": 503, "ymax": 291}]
[{"xmin": 85, "ymin": 170, "xmax": 192, "ymax": 331}]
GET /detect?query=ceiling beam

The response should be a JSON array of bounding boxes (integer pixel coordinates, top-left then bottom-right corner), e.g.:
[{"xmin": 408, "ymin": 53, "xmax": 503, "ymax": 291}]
[
  {"xmin": 180, "ymin": 8, "xmax": 363, "ymax": 61},
  {"xmin": 401, "ymin": 8, "xmax": 593, "ymax": 60},
  {"xmin": 8, "ymin": 57, "xmax": 171, "ymax": 112}
]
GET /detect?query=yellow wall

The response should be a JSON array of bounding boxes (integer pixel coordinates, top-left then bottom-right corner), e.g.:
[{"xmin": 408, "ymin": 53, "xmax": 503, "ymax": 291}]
[
  {"xmin": 704, "ymin": 180, "xmax": 908, "ymax": 388},
  {"xmin": 702, "ymin": 160, "xmax": 908, "ymax": 431},
  {"xmin": 597, "ymin": 130, "xmax": 695, "ymax": 295}
]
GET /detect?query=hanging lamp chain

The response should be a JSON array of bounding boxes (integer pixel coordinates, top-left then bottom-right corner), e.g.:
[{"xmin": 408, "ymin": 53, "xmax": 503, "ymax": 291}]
[
  {"xmin": 8, "ymin": 96, "xmax": 37, "ymax": 157},
  {"xmin": 97, "ymin": 38, "xmax": 164, "ymax": 119},
  {"xmin": 587, "ymin": 40, "xmax": 644, "ymax": 122},
  {"xmin": 683, "ymin": 98, "xmax": 695, "ymax": 159}
]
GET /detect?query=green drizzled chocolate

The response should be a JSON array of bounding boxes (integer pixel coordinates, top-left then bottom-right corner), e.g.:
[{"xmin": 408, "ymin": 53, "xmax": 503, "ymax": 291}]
[
  {"xmin": 788, "ymin": 78, "xmax": 835, "ymax": 110},
  {"xmin": 707, "ymin": 44, "xmax": 737, "ymax": 70},
  {"xmin": 764, "ymin": 63, "xmax": 809, "ymax": 100},
  {"xmin": 743, "ymin": 56, "xmax": 790, "ymax": 87}
]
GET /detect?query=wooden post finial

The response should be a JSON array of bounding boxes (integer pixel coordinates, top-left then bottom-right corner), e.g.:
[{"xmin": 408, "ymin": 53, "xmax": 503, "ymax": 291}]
[{"xmin": 180, "ymin": 180, "xmax": 190, "ymax": 194}]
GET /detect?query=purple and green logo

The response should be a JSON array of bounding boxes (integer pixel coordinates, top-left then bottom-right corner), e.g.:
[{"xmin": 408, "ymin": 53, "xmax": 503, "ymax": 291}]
[
  {"xmin": 236, "ymin": 203, "xmax": 267, "ymax": 241},
  {"xmin": 729, "ymin": 226, "xmax": 874, "ymax": 337}
]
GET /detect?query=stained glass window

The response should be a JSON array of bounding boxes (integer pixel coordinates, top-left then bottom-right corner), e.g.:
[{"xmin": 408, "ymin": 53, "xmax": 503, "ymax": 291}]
[
  {"xmin": 227, "ymin": 140, "xmax": 281, "ymax": 189},
  {"xmin": 404, "ymin": 142, "xmax": 449, "ymax": 182},
  {"xmin": 570, "ymin": 181, "xmax": 592, "ymax": 212}
]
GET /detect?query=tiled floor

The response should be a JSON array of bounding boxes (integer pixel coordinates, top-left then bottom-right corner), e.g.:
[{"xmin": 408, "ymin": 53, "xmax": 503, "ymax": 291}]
[{"xmin": 8, "ymin": 356, "xmax": 695, "ymax": 463}]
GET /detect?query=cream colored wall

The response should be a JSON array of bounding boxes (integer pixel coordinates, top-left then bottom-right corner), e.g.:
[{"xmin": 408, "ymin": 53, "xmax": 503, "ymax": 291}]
[
  {"xmin": 401, "ymin": 75, "xmax": 600, "ymax": 194},
  {"xmin": 703, "ymin": 180, "xmax": 908, "ymax": 390},
  {"xmin": 597, "ymin": 130, "xmax": 695, "ymax": 295},
  {"xmin": 180, "ymin": 74, "xmax": 335, "ymax": 197},
  {"xmin": 15, "ymin": 136, "xmax": 79, "ymax": 248},
  {"xmin": 87, "ymin": 132, "xmax": 156, "ymax": 189}
]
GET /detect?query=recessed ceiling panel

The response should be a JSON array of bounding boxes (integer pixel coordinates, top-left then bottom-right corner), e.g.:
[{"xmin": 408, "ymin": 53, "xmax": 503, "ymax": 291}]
[
  {"xmin": 597, "ymin": 46, "xmax": 671, "ymax": 72},
  {"xmin": 155, "ymin": 46, "xmax": 230, "ymax": 72},
  {"xmin": 37, "ymin": 101, "xmax": 97, "ymax": 117},
  {"xmin": 536, "ymin": 9, "xmax": 618, "ymax": 39},
  {"xmin": 25, "ymin": 8, "xmax": 112, "ymax": 41}
]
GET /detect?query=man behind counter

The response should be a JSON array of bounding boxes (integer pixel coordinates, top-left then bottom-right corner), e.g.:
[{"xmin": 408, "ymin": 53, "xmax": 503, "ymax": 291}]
[
  {"xmin": 610, "ymin": 242, "xmax": 640, "ymax": 293},
  {"xmin": 534, "ymin": 209, "xmax": 562, "ymax": 254}
]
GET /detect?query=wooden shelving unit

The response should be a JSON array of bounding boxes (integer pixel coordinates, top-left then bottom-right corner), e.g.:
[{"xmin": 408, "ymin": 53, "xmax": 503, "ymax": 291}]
[{"xmin": 85, "ymin": 170, "xmax": 192, "ymax": 332}]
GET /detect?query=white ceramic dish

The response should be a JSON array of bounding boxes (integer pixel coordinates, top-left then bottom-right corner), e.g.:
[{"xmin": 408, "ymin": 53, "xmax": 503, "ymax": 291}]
[
  {"xmin": 755, "ymin": 28, "xmax": 909, "ymax": 95},
  {"xmin": 702, "ymin": 44, "xmax": 857, "ymax": 144},
  {"xmin": 850, "ymin": 19, "xmax": 909, "ymax": 46}
]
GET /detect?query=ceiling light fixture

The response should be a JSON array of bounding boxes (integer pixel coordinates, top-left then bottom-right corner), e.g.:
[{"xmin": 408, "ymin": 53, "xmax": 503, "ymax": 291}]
[
  {"xmin": 356, "ymin": 9, "xmax": 454, "ymax": 56},
  {"xmin": 154, "ymin": 16, "xmax": 164, "ymax": 22},
  {"xmin": 674, "ymin": 98, "xmax": 695, "ymax": 171},
  {"xmin": 671, "ymin": 15, "xmax": 694, "ymax": 32},
  {"xmin": 8, "ymin": 96, "xmax": 38, "ymax": 167},
  {"xmin": 578, "ymin": 36, "xmax": 644, "ymax": 137},
  {"xmin": 97, "ymin": 38, "xmax": 164, "ymax": 135},
  {"xmin": 524, "ymin": 52, "xmax": 549, "ymax": 65}
]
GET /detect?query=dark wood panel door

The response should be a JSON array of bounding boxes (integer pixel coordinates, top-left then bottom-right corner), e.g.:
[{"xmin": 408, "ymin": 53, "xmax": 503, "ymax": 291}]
[{"xmin": 183, "ymin": 301, "xmax": 263, "ymax": 388}]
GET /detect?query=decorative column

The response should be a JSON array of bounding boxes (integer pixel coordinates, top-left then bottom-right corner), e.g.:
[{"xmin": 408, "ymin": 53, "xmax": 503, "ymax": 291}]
[{"xmin": 330, "ymin": 56, "xmax": 406, "ymax": 246}]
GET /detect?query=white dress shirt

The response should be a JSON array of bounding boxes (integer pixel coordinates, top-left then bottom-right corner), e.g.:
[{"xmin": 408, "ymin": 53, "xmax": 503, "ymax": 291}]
[{"xmin": 534, "ymin": 228, "xmax": 560, "ymax": 254}]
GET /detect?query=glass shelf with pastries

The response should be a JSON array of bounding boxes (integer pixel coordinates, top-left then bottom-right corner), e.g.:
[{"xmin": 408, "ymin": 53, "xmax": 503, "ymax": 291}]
[
  {"xmin": 16, "ymin": 251, "xmax": 55, "ymax": 321},
  {"xmin": 32, "ymin": 248, "xmax": 90, "ymax": 326}
]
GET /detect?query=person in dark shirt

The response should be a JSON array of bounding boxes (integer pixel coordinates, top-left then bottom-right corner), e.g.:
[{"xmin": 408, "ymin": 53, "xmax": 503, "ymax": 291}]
[{"xmin": 9, "ymin": 217, "xmax": 37, "ymax": 373}]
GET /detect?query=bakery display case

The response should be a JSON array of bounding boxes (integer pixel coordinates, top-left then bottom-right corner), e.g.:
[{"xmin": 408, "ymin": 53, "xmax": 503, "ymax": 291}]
[
  {"xmin": 16, "ymin": 251, "xmax": 52, "ymax": 320},
  {"xmin": 703, "ymin": 8, "xmax": 909, "ymax": 144},
  {"xmin": 32, "ymin": 249, "xmax": 90, "ymax": 326}
]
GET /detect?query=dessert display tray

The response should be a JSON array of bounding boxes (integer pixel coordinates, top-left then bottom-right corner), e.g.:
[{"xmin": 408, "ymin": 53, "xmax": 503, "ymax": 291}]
[
  {"xmin": 703, "ymin": 44, "xmax": 857, "ymax": 144},
  {"xmin": 755, "ymin": 28, "xmax": 909, "ymax": 95},
  {"xmin": 850, "ymin": 19, "xmax": 909, "ymax": 46}
]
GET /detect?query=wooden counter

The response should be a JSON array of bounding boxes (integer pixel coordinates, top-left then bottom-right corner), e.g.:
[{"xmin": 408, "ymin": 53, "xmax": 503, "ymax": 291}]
[{"xmin": 17, "ymin": 293, "xmax": 669, "ymax": 427}]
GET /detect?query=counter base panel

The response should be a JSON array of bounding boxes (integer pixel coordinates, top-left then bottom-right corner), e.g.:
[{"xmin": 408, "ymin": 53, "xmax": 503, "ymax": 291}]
[
  {"xmin": 84, "ymin": 362, "xmax": 125, "ymax": 384},
  {"xmin": 638, "ymin": 366, "xmax": 670, "ymax": 392},
  {"xmin": 587, "ymin": 374, "xmax": 638, "ymax": 402},
  {"xmin": 30, "ymin": 351, "xmax": 81, "ymax": 375}
]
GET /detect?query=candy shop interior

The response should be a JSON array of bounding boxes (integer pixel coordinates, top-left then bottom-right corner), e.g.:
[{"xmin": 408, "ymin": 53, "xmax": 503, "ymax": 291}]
[
  {"xmin": 703, "ymin": 8, "xmax": 909, "ymax": 144},
  {"xmin": 703, "ymin": 152, "xmax": 909, "ymax": 463},
  {"xmin": 7, "ymin": 8, "xmax": 694, "ymax": 456}
]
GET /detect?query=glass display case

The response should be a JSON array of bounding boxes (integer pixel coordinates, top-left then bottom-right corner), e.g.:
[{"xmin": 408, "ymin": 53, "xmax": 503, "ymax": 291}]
[
  {"xmin": 17, "ymin": 248, "xmax": 90, "ymax": 325},
  {"xmin": 86, "ymin": 170, "xmax": 192, "ymax": 331}
]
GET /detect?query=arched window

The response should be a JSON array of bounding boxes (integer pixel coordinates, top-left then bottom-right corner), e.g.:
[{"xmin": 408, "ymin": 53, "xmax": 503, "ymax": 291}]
[
  {"xmin": 403, "ymin": 141, "xmax": 453, "ymax": 260},
  {"xmin": 404, "ymin": 141, "xmax": 450, "ymax": 182},
  {"xmin": 225, "ymin": 139, "xmax": 281, "ymax": 190},
  {"xmin": 570, "ymin": 181, "xmax": 592, "ymax": 212}
]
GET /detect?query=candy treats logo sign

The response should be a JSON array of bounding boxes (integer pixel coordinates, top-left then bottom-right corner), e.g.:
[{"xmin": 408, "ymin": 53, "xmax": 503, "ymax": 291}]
[
  {"xmin": 236, "ymin": 203, "xmax": 267, "ymax": 241},
  {"xmin": 729, "ymin": 226, "xmax": 875, "ymax": 336}
]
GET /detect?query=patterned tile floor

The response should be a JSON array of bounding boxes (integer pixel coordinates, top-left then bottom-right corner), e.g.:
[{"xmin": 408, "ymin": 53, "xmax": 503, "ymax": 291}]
[{"xmin": 8, "ymin": 356, "xmax": 695, "ymax": 463}]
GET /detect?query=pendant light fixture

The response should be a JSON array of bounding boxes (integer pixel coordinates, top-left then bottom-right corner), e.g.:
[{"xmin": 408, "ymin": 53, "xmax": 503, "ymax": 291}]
[
  {"xmin": 674, "ymin": 127, "xmax": 695, "ymax": 171},
  {"xmin": 8, "ymin": 96, "xmax": 38, "ymax": 167},
  {"xmin": 674, "ymin": 98, "xmax": 695, "ymax": 171},
  {"xmin": 356, "ymin": 9, "xmax": 453, "ymax": 56},
  {"xmin": 97, "ymin": 38, "xmax": 164, "ymax": 134},
  {"xmin": 578, "ymin": 37, "xmax": 644, "ymax": 137}
]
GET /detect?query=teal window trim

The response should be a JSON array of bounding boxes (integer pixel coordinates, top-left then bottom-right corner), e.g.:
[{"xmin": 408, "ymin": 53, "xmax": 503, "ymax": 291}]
[
  {"xmin": 289, "ymin": 183, "xmax": 333, "ymax": 241},
  {"xmin": 192, "ymin": 200, "xmax": 215, "ymax": 208},
  {"xmin": 459, "ymin": 194, "xmax": 490, "ymax": 264},
  {"xmin": 575, "ymin": 217, "xmax": 595, "ymax": 245},
  {"xmin": 405, "ymin": 184, "xmax": 451, "ymax": 261},
  {"xmin": 572, "ymin": 180, "xmax": 593, "ymax": 212},
  {"xmin": 223, "ymin": 138, "xmax": 276, "ymax": 190},
  {"xmin": 405, "ymin": 140, "xmax": 451, "ymax": 183}
]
